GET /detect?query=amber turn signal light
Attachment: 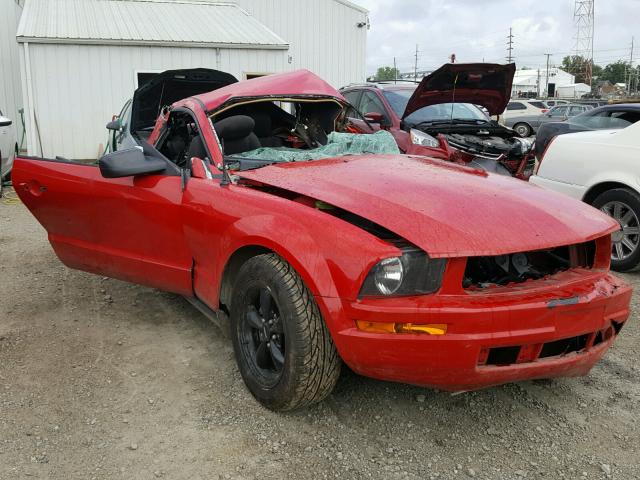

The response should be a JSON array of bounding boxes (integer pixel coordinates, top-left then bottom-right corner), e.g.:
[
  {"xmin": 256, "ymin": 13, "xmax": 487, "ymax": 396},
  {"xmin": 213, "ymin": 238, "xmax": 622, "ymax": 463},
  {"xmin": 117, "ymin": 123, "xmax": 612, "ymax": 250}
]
[{"xmin": 356, "ymin": 320, "xmax": 447, "ymax": 335}]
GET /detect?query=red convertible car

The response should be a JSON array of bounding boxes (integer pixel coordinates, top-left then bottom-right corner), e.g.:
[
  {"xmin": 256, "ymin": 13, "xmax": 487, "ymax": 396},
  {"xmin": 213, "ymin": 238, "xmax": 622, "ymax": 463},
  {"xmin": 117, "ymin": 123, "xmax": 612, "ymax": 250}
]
[{"xmin": 14, "ymin": 70, "xmax": 631, "ymax": 411}]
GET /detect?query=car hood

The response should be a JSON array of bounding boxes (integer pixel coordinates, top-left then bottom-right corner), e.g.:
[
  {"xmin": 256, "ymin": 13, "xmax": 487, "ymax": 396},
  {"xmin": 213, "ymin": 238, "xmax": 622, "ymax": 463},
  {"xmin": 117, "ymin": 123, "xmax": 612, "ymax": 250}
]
[
  {"xmin": 238, "ymin": 155, "xmax": 617, "ymax": 258},
  {"xmin": 403, "ymin": 63, "xmax": 516, "ymax": 118},
  {"xmin": 131, "ymin": 68, "xmax": 238, "ymax": 133}
]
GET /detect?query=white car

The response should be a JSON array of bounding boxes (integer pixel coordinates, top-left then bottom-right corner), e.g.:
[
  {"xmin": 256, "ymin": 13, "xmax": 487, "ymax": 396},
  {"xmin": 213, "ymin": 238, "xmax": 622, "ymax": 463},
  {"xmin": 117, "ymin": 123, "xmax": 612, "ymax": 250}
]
[
  {"xmin": 530, "ymin": 121, "xmax": 640, "ymax": 271},
  {"xmin": 501, "ymin": 99, "xmax": 548, "ymax": 122},
  {"xmin": 0, "ymin": 109, "xmax": 16, "ymax": 181}
]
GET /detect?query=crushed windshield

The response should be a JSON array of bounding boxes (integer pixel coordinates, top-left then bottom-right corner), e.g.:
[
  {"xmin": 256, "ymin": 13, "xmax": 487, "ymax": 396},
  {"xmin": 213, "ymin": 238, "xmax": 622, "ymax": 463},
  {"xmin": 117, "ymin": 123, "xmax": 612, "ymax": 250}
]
[
  {"xmin": 383, "ymin": 90, "xmax": 488, "ymax": 125},
  {"xmin": 228, "ymin": 130, "xmax": 399, "ymax": 164}
]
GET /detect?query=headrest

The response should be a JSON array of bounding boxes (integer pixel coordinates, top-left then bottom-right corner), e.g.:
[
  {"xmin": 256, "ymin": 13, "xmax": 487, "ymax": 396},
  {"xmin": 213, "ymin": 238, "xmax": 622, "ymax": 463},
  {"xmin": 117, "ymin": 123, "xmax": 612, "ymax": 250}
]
[{"xmin": 213, "ymin": 115, "xmax": 255, "ymax": 140}]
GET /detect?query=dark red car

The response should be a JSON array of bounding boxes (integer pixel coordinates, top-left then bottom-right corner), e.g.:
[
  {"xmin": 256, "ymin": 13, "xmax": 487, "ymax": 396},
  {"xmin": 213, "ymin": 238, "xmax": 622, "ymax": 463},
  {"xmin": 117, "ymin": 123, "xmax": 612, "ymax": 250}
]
[
  {"xmin": 341, "ymin": 63, "xmax": 536, "ymax": 179},
  {"xmin": 13, "ymin": 70, "xmax": 631, "ymax": 411}
]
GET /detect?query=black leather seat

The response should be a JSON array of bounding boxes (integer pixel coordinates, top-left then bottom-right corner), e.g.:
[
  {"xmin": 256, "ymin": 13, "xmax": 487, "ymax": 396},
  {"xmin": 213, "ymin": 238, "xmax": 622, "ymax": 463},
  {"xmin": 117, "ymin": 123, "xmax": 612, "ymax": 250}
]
[
  {"xmin": 213, "ymin": 115, "xmax": 260, "ymax": 155},
  {"xmin": 253, "ymin": 112, "xmax": 284, "ymax": 147},
  {"xmin": 186, "ymin": 136, "xmax": 208, "ymax": 160}
]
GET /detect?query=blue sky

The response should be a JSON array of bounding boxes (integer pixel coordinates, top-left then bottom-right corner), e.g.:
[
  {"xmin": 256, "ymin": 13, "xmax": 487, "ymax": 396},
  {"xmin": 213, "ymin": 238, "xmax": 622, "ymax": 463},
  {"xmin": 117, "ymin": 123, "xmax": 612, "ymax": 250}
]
[{"xmin": 356, "ymin": 0, "xmax": 639, "ymax": 75}]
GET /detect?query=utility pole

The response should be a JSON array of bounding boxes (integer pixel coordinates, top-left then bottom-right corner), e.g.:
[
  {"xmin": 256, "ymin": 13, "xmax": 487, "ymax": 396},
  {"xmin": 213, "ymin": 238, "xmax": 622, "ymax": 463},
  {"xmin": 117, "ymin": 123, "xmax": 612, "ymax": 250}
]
[
  {"xmin": 506, "ymin": 27, "xmax": 514, "ymax": 63},
  {"xmin": 414, "ymin": 44, "xmax": 419, "ymax": 83},
  {"xmin": 393, "ymin": 56, "xmax": 397, "ymax": 84},
  {"xmin": 628, "ymin": 37, "xmax": 634, "ymax": 95},
  {"xmin": 544, "ymin": 53, "xmax": 552, "ymax": 98},
  {"xmin": 537, "ymin": 69, "xmax": 541, "ymax": 97}
]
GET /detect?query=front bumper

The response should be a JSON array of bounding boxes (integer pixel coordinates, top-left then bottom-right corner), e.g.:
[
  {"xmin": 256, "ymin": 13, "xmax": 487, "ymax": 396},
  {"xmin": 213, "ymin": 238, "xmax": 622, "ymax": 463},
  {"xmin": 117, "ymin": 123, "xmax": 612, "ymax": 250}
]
[{"xmin": 325, "ymin": 270, "xmax": 631, "ymax": 392}]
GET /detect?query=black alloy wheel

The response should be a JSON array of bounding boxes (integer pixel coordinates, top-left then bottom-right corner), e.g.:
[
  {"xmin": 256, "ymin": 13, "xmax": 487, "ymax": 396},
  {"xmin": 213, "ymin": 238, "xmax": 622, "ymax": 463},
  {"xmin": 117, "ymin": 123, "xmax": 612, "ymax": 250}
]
[{"xmin": 230, "ymin": 253, "xmax": 341, "ymax": 411}]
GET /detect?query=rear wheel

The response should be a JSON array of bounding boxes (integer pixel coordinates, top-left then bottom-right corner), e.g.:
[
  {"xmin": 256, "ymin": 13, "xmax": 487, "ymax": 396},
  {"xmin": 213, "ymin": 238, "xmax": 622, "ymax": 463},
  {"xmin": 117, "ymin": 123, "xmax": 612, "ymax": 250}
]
[
  {"xmin": 513, "ymin": 122, "xmax": 532, "ymax": 137},
  {"xmin": 230, "ymin": 253, "xmax": 341, "ymax": 411},
  {"xmin": 592, "ymin": 188, "xmax": 640, "ymax": 271}
]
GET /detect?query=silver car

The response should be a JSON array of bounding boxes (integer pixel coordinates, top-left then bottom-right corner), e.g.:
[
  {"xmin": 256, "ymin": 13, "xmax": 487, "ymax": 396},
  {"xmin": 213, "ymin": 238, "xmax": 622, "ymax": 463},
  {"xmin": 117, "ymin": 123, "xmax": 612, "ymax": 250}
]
[
  {"xmin": 505, "ymin": 104, "xmax": 593, "ymax": 137},
  {"xmin": 0, "ymin": 109, "xmax": 16, "ymax": 181}
]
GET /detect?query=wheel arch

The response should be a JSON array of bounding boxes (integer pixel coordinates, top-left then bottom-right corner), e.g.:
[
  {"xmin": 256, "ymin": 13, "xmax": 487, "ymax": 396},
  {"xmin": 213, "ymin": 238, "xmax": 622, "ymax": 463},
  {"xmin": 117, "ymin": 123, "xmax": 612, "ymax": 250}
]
[
  {"xmin": 582, "ymin": 181, "xmax": 637, "ymax": 205},
  {"xmin": 217, "ymin": 238, "xmax": 338, "ymax": 313}
]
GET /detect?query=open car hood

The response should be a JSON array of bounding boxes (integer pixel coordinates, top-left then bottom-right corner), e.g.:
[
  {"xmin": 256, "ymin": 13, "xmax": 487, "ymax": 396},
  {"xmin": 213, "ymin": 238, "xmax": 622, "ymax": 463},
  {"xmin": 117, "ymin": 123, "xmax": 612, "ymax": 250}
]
[
  {"xmin": 402, "ymin": 63, "xmax": 516, "ymax": 118},
  {"xmin": 238, "ymin": 155, "xmax": 616, "ymax": 258},
  {"xmin": 131, "ymin": 68, "xmax": 238, "ymax": 133}
]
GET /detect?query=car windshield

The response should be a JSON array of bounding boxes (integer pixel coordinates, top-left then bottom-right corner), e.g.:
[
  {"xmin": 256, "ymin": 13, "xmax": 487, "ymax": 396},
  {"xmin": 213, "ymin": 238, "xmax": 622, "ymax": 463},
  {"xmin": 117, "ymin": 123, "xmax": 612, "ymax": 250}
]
[
  {"xmin": 383, "ymin": 89, "xmax": 488, "ymax": 125},
  {"xmin": 570, "ymin": 109, "xmax": 640, "ymax": 130}
]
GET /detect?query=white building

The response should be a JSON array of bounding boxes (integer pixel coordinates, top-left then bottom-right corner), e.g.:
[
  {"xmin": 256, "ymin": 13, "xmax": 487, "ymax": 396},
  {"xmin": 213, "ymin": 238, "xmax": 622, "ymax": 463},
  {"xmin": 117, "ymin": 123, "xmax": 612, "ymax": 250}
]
[
  {"xmin": 512, "ymin": 67, "xmax": 575, "ymax": 98},
  {"xmin": 1, "ymin": 0, "xmax": 368, "ymax": 158},
  {"xmin": 556, "ymin": 83, "xmax": 592, "ymax": 99}
]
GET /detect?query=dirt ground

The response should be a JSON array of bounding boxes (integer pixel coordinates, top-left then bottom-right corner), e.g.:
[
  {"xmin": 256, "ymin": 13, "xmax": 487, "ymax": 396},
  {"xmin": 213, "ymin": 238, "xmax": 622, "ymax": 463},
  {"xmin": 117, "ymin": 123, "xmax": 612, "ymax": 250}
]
[{"xmin": 1, "ymin": 191, "xmax": 639, "ymax": 480}]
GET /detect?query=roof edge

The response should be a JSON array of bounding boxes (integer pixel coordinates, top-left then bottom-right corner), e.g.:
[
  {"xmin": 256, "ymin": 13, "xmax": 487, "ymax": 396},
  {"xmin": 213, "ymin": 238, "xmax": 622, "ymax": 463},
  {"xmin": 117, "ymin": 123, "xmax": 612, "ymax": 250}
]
[
  {"xmin": 333, "ymin": 0, "xmax": 368, "ymax": 13},
  {"xmin": 16, "ymin": 36, "xmax": 290, "ymax": 50}
]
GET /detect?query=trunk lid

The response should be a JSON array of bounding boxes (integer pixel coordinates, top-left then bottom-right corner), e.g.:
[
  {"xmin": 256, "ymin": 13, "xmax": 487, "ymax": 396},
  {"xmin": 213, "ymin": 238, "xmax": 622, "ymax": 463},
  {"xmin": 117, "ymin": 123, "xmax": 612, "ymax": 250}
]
[
  {"xmin": 131, "ymin": 68, "xmax": 238, "ymax": 134},
  {"xmin": 402, "ymin": 63, "xmax": 516, "ymax": 118}
]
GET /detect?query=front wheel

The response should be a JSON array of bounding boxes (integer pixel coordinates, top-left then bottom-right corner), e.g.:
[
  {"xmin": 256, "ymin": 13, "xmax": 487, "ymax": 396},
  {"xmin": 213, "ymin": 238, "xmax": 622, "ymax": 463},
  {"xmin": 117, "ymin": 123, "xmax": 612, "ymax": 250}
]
[
  {"xmin": 592, "ymin": 188, "xmax": 640, "ymax": 272},
  {"xmin": 513, "ymin": 122, "xmax": 532, "ymax": 137},
  {"xmin": 230, "ymin": 253, "xmax": 341, "ymax": 411}
]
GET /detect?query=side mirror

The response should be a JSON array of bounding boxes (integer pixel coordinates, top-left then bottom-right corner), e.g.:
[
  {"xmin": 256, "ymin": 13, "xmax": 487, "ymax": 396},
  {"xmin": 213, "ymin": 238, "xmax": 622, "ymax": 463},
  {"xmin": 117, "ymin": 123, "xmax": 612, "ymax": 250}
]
[
  {"xmin": 0, "ymin": 117, "xmax": 12, "ymax": 127},
  {"xmin": 364, "ymin": 112, "xmax": 384, "ymax": 124},
  {"xmin": 190, "ymin": 157, "xmax": 210, "ymax": 179},
  {"xmin": 106, "ymin": 119, "xmax": 122, "ymax": 131},
  {"xmin": 99, "ymin": 147, "xmax": 166, "ymax": 178}
]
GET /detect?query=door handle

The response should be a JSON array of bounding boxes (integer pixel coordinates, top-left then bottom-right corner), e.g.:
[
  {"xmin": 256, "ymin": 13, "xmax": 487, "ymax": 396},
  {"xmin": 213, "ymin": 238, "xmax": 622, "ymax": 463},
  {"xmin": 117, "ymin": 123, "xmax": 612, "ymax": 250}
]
[{"xmin": 19, "ymin": 181, "xmax": 47, "ymax": 196}]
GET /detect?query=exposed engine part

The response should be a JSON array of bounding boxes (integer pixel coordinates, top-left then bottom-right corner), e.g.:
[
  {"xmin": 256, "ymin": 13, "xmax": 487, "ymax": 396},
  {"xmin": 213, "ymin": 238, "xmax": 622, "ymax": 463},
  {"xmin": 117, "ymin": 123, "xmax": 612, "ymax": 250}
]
[
  {"xmin": 445, "ymin": 133, "xmax": 533, "ymax": 160},
  {"xmin": 463, "ymin": 242, "xmax": 596, "ymax": 289}
]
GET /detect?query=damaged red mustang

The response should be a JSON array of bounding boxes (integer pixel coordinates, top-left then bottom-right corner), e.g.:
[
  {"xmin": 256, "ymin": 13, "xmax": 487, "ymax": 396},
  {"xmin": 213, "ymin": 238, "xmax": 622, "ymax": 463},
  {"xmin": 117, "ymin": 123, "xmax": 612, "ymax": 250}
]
[{"xmin": 14, "ymin": 70, "xmax": 631, "ymax": 411}]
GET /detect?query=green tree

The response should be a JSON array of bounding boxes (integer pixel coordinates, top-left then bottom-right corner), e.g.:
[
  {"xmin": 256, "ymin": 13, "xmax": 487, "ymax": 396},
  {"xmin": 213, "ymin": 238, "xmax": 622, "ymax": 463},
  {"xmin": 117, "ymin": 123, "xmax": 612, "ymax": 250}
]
[
  {"xmin": 375, "ymin": 66, "xmax": 401, "ymax": 81},
  {"xmin": 561, "ymin": 55, "xmax": 604, "ymax": 83},
  {"xmin": 600, "ymin": 60, "xmax": 630, "ymax": 84}
]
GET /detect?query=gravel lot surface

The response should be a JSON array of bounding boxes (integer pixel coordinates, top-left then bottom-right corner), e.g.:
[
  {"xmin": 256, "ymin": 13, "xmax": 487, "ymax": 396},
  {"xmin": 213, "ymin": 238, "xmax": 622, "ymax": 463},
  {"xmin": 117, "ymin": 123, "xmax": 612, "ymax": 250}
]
[{"xmin": 1, "ymin": 193, "xmax": 639, "ymax": 480}]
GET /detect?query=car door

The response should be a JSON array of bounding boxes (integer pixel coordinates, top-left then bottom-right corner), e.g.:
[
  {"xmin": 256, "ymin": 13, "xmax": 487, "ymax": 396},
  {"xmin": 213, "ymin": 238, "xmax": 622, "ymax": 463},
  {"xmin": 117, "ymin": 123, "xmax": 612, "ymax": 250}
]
[{"xmin": 12, "ymin": 144, "xmax": 194, "ymax": 296}]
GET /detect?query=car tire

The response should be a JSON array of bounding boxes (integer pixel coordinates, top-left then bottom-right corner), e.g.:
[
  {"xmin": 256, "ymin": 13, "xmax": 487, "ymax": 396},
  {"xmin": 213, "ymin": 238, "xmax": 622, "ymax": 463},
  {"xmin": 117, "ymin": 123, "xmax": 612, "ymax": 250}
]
[
  {"xmin": 592, "ymin": 188, "xmax": 640, "ymax": 272},
  {"xmin": 230, "ymin": 253, "xmax": 341, "ymax": 411},
  {"xmin": 513, "ymin": 122, "xmax": 532, "ymax": 137}
]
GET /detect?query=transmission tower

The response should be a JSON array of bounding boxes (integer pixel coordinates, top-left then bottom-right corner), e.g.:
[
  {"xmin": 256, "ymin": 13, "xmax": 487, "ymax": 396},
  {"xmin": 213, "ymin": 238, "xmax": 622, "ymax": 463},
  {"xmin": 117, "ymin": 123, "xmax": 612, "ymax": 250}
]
[
  {"xmin": 573, "ymin": 0, "xmax": 595, "ymax": 85},
  {"xmin": 506, "ymin": 27, "xmax": 514, "ymax": 63}
]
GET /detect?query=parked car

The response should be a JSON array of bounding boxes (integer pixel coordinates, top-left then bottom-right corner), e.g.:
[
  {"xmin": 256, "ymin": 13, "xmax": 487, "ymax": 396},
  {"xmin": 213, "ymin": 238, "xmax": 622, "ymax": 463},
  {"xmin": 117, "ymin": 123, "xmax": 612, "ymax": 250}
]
[
  {"xmin": 107, "ymin": 68, "xmax": 238, "ymax": 152},
  {"xmin": 341, "ymin": 63, "xmax": 536, "ymax": 179},
  {"xmin": 501, "ymin": 99, "xmax": 549, "ymax": 121},
  {"xmin": 13, "ymin": 70, "xmax": 631, "ymax": 411},
  {"xmin": 543, "ymin": 100, "xmax": 570, "ymax": 108},
  {"xmin": 530, "ymin": 121, "xmax": 640, "ymax": 271},
  {"xmin": 505, "ymin": 104, "xmax": 593, "ymax": 137},
  {"xmin": 535, "ymin": 103, "xmax": 640, "ymax": 159},
  {"xmin": 0, "ymin": 109, "xmax": 16, "ymax": 181}
]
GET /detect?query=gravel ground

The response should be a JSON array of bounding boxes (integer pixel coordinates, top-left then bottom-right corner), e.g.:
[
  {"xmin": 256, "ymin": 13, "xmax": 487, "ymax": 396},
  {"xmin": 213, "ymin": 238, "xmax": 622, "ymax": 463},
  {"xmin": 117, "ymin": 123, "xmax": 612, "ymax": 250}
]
[{"xmin": 1, "ymin": 192, "xmax": 639, "ymax": 480}]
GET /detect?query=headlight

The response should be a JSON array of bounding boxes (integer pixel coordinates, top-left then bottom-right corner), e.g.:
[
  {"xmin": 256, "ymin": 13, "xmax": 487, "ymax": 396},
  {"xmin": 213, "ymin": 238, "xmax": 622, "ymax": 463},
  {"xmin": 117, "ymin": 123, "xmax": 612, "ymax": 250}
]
[
  {"xmin": 410, "ymin": 128, "xmax": 440, "ymax": 148},
  {"xmin": 360, "ymin": 247, "xmax": 447, "ymax": 297}
]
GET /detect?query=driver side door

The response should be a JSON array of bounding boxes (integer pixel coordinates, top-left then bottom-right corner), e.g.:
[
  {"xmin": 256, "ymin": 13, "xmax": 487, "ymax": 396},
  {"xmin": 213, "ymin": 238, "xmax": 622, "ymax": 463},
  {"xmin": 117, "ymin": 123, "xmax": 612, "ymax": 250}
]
[{"xmin": 12, "ymin": 150, "xmax": 194, "ymax": 295}]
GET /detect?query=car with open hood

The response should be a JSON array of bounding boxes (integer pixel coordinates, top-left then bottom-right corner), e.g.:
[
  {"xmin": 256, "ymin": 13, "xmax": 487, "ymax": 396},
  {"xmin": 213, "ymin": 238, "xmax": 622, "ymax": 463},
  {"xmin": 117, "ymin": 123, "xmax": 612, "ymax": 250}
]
[
  {"xmin": 341, "ymin": 63, "xmax": 536, "ymax": 179},
  {"xmin": 13, "ymin": 70, "xmax": 631, "ymax": 411}
]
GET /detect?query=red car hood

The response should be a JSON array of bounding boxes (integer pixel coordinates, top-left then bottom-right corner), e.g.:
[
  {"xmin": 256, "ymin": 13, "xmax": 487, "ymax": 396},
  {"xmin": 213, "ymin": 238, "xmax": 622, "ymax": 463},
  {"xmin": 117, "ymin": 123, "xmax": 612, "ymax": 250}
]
[
  {"xmin": 402, "ymin": 63, "xmax": 516, "ymax": 118},
  {"xmin": 194, "ymin": 69, "xmax": 346, "ymax": 112},
  {"xmin": 239, "ymin": 155, "xmax": 616, "ymax": 258}
]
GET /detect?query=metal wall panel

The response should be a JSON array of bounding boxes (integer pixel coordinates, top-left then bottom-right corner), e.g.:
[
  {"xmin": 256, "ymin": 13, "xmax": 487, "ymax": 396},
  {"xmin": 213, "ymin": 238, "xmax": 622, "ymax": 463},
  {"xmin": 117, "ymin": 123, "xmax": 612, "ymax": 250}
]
[
  {"xmin": 21, "ymin": 43, "xmax": 287, "ymax": 158},
  {"xmin": 0, "ymin": 0, "xmax": 24, "ymax": 146},
  {"xmin": 232, "ymin": 0, "xmax": 368, "ymax": 88}
]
